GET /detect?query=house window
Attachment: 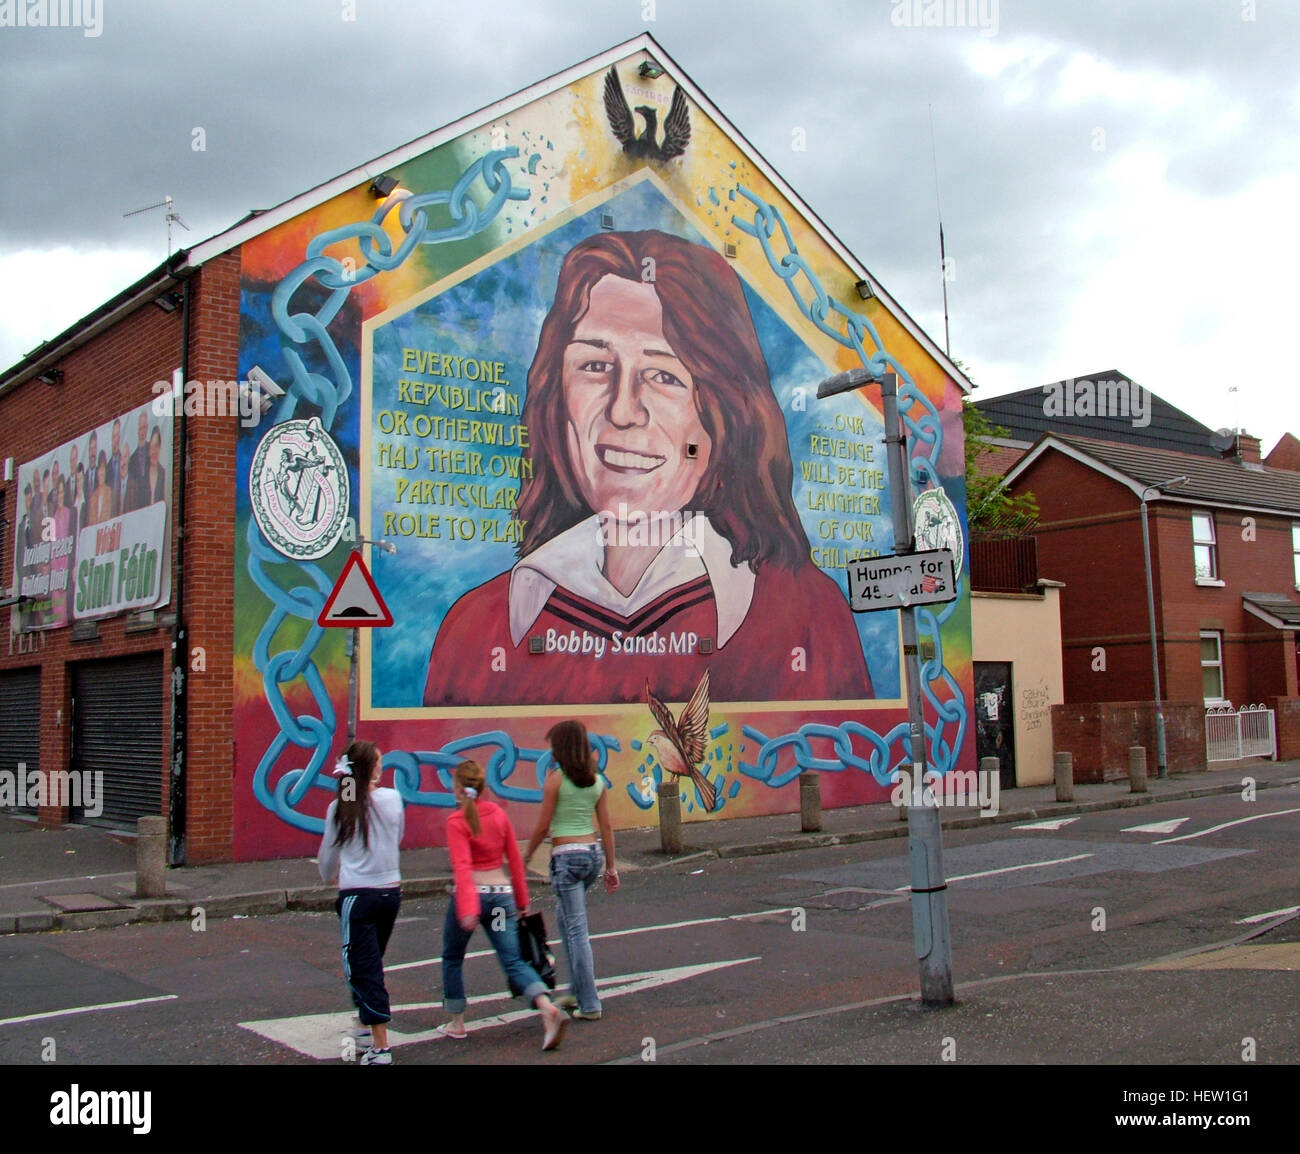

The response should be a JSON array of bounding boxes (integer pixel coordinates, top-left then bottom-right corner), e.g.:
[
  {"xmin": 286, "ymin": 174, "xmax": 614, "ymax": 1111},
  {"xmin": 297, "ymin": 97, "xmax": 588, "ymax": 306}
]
[
  {"xmin": 1200, "ymin": 630, "xmax": 1225, "ymax": 702},
  {"xmin": 1192, "ymin": 512, "xmax": 1217, "ymax": 580},
  {"xmin": 1293, "ymin": 524, "xmax": 1300, "ymax": 586}
]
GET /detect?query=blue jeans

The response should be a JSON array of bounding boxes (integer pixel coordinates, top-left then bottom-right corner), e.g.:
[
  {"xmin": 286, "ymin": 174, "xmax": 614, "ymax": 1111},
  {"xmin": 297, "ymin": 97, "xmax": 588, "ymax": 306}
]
[
  {"xmin": 441, "ymin": 890, "xmax": 547, "ymax": 1014},
  {"xmin": 550, "ymin": 845, "xmax": 603, "ymax": 1014}
]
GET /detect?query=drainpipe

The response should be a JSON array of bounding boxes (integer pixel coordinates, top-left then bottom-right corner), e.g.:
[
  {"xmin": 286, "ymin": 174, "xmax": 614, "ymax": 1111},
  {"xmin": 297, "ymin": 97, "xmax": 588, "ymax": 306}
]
[{"xmin": 167, "ymin": 274, "xmax": 192, "ymax": 866}]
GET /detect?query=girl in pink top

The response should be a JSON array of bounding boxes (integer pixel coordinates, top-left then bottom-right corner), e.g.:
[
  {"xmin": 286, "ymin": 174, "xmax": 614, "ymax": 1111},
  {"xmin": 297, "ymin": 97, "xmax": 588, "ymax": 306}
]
[{"xmin": 441, "ymin": 759, "xmax": 567, "ymax": 1051}]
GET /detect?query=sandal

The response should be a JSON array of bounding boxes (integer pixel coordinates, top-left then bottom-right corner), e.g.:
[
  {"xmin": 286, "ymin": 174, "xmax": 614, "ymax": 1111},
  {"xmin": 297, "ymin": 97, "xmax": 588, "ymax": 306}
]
[
  {"xmin": 541, "ymin": 1008, "xmax": 567, "ymax": 1052},
  {"xmin": 438, "ymin": 1023, "xmax": 468, "ymax": 1040}
]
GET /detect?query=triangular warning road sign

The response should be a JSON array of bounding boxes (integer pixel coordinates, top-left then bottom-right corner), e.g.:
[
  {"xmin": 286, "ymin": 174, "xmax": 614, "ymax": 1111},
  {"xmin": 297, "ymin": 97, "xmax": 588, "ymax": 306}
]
[{"xmin": 318, "ymin": 551, "xmax": 393, "ymax": 627}]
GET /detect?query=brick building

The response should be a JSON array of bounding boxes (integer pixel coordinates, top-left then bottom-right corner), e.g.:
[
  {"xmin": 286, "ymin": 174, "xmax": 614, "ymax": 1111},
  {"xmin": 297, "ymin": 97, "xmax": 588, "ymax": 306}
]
[
  {"xmin": 0, "ymin": 255, "xmax": 239, "ymax": 861},
  {"xmin": 1, "ymin": 35, "xmax": 976, "ymax": 863},
  {"xmin": 999, "ymin": 430, "xmax": 1300, "ymax": 768}
]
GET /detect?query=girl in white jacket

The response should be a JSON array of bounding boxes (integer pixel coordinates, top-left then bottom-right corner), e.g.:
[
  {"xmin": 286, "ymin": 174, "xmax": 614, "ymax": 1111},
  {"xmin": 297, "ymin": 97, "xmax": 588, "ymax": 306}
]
[{"xmin": 318, "ymin": 740, "xmax": 404, "ymax": 1065}]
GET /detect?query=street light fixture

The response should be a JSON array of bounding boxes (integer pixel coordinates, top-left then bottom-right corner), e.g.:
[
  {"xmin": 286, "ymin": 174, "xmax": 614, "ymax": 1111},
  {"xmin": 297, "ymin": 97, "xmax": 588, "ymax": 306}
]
[
  {"xmin": 1140, "ymin": 475, "xmax": 1188, "ymax": 779},
  {"xmin": 346, "ymin": 537, "xmax": 397, "ymax": 742}
]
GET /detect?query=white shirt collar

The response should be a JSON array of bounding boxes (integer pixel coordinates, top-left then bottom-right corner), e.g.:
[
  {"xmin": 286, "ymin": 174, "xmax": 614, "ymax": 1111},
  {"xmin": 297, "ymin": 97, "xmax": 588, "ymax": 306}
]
[{"xmin": 507, "ymin": 514, "xmax": 755, "ymax": 649}]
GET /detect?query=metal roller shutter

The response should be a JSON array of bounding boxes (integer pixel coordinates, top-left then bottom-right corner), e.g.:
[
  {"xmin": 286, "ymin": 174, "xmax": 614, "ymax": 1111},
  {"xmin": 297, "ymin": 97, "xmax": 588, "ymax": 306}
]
[
  {"xmin": 0, "ymin": 667, "xmax": 41, "ymax": 814},
  {"xmin": 72, "ymin": 653, "xmax": 165, "ymax": 825}
]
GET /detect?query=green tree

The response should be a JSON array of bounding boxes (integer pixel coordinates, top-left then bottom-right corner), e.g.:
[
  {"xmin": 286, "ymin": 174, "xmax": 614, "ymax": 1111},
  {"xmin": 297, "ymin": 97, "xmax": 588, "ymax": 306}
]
[{"xmin": 954, "ymin": 362, "xmax": 1038, "ymax": 536}]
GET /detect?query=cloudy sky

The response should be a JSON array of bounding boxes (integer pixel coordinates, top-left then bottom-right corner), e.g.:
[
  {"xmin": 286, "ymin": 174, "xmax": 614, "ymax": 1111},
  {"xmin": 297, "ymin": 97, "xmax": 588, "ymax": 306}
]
[{"xmin": 1, "ymin": 0, "xmax": 1295, "ymax": 450}]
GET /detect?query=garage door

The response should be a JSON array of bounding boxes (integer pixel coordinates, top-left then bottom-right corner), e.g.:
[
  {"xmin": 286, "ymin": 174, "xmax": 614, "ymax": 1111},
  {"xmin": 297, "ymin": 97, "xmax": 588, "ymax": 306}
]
[
  {"xmin": 72, "ymin": 653, "xmax": 165, "ymax": 825},
  {"xmin": 0, "ymin": 667, "xmax": 41, "ymax": 814}
]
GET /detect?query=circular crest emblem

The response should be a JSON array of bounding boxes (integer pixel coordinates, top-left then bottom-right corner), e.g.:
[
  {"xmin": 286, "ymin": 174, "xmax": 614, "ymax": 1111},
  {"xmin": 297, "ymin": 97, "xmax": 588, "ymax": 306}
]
[
  {"xmin": 250, "ymin": 417, "xmax": 349, "ymax": 560},
  {"xmin": 913, "ymin": 487, "xmax": 964, "ymax": 579}
]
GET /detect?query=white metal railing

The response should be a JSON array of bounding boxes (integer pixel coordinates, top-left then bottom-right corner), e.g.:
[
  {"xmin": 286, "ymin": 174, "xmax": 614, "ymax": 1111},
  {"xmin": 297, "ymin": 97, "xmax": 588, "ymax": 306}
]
[{"xmin": 1205, "ymin": 704, "xmax": 1277, "ymax": 762}]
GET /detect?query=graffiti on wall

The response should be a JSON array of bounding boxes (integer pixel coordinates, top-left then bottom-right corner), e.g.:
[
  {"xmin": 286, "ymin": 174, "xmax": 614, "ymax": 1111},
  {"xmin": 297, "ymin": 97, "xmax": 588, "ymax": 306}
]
[{"xmin": 232, "ymin": 54, "xmax": 972, "ymax": 857}]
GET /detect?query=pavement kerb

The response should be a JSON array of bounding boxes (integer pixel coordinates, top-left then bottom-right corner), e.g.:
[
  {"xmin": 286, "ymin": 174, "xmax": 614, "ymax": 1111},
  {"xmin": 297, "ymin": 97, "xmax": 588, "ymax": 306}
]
[{"xmin": 3, "ymin": 773, "xmax": 1294, "ymax": 935}]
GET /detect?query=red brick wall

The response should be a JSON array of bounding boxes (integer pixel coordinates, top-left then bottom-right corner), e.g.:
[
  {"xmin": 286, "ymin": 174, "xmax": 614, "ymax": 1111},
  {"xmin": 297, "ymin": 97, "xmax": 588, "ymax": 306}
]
[
  {"xmin": 1009, "ymin": 455, "xmax": 1155, "ymax": 703},
  {"xmin": 1, "ymin": 288, "xmax": 184, "ymax": 826},
  {"xmin": 1155, "ymin": 507, "xmax": 1296, "ymax": 705},
  {"xmin": 1267, "ymin": 696, "xmax": 1300, "ymax": 760},
  {"xmin": 0, "ymin": 254, "xmax": 239, "ymax": 861},
  {"xmin": 1050, "ymin": 700, "xmax": 1205, "ymax": 782},
  {"xmin": 1009, "ymin": 452, "xmax": 1299, "ymax": 708}
]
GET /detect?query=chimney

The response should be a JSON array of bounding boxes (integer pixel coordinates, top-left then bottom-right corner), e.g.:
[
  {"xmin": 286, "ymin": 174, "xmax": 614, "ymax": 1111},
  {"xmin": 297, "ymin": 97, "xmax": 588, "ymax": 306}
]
[{"xmin": 1221, "ymin": 431, "xmax": 1262, "ymax": 466}]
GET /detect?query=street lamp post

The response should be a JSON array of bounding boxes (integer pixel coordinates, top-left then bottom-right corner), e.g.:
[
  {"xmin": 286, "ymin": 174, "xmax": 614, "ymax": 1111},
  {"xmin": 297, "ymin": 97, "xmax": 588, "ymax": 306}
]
[
  {"xmin": 1139, "ymin": 475, "xmax": 1187, "ymax": 779},
  {"xmin": 816, "ymin": 367, "xmax": 954, "ymax": 1007},
  {"xmin": 347, "ymin": 537, "xmax": 397, "ymax": 742}
]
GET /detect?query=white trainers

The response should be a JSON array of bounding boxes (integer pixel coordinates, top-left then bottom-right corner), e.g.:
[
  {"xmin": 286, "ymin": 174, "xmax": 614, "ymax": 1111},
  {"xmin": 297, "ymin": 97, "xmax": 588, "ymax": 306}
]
[{"xmin": 360, "ymin": 1047, "xmax": 393, "ymax": 1066}]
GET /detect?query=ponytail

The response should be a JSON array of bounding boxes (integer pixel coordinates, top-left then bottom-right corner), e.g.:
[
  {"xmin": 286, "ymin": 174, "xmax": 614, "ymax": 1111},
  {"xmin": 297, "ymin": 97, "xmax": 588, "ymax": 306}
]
[
  {"xmin": 455, "ymin": 759, "xmax": 487, "ymax": 836},
  {"xmin": 333, "ymin": 740, "xmax": 380, "ymax": 849}
]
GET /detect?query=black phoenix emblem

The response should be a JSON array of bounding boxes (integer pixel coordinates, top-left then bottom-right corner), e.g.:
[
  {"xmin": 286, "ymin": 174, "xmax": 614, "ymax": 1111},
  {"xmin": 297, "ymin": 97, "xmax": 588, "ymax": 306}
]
[{"xmin": 604, "ymin": 66, "xmax": 690, "ymax": 161}]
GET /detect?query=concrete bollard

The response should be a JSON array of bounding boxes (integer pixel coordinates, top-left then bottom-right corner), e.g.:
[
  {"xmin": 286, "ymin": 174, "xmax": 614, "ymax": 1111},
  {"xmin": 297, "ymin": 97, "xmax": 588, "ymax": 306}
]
[
  {"xmin": 980, "ymin": 757, "xmax": 1000, "ymax": 799},
  {"xmin": 1053, "ymin": 752, "xmax": 1074, "ymax": 802},
  {"xmin": 657, "ymin": 781, "xmax": 683, "ymax": 855},
  {"xmin": 1128, "ymin": 745, "xmax": 1148, "ymax": 794},
  {"xmin": 800, "ymin": 772, "xmax": 822, "ymax": 832},
  {"xmin": 135, "ymin": 815, "xmax": 168, "ymax": 898}
]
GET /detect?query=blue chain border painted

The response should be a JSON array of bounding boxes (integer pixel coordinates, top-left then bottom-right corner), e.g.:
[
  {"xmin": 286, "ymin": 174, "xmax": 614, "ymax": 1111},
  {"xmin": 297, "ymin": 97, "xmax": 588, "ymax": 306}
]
[
  {"xmin": 247, "ymin": 151, "xmax": 533, "ymax": 833},
  {"xmin": 732, "ymin": 187, "xmax": 968, "ymax": 784}
]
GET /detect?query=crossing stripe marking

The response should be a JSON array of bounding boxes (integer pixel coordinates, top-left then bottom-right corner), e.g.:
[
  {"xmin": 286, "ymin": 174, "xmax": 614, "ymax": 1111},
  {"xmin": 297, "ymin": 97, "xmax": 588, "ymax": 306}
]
[{"xmin": 240, "ymin": 957, "xmax": 760, "ymax": 1059}]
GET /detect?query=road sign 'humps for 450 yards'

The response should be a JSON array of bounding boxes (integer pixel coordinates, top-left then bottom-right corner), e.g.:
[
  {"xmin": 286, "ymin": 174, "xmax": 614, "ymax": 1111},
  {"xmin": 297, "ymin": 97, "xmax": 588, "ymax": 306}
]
[{"xmin": 847, "ymin": 549, "xmax": 957, "ymax": 612}]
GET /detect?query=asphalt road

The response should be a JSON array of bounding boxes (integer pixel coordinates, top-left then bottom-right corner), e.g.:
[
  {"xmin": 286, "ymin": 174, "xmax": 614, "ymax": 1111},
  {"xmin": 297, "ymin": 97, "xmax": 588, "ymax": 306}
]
[{"xmin": 2, "ymin": 785, "xmax": 1298, "ymax": 1067}]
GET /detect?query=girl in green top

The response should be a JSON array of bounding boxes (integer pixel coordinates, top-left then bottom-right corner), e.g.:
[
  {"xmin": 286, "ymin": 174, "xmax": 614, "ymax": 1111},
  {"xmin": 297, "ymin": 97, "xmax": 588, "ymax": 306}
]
[{"xmin": 525, "ymin": 721, "xmax": 619, "ymax": 1019}]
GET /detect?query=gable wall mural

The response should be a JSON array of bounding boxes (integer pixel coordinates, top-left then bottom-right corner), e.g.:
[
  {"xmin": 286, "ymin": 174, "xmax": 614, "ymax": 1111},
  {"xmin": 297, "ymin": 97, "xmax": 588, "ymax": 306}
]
[{"xmin": 233, "ymin": 52, "xmax": 973, "ymax": 858}]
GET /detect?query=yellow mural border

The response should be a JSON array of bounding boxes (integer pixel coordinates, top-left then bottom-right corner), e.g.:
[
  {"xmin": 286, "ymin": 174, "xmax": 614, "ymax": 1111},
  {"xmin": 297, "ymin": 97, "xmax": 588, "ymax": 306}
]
[{"xmin": 359, "ymin": 168, "xmax": 903, "ymax": 720}]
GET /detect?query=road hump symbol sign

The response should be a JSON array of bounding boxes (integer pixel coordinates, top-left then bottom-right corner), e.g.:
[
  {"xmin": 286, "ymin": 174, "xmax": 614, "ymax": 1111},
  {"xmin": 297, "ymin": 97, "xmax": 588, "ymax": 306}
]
[{"xmin": 318, "ymin": 551, "xmax": 393, "ymax": 627}]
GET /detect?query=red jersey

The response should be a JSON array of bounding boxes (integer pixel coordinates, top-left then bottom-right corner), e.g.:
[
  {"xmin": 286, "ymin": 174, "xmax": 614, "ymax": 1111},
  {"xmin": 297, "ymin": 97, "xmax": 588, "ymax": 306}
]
[{"xmin": 424, "ymin": 563, "xmax": 873, "ymax": 707}]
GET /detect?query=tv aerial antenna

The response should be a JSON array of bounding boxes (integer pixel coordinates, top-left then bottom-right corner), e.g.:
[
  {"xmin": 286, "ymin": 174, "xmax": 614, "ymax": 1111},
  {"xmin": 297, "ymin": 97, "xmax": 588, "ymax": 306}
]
[{"xmin": 123, "ymin": 195, "xmax": 190, "ymax": 257}]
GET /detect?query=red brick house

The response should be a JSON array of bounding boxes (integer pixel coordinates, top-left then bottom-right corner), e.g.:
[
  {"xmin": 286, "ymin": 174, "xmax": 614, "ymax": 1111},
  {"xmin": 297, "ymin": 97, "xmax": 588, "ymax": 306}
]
[{"xmin": 999, "ymin": 430, "xmax": 1300, "ymax": 767}]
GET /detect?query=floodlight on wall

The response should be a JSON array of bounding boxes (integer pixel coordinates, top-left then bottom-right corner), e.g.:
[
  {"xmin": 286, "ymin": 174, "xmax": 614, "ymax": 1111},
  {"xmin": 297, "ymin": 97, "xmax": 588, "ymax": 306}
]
[
  {"xmin": 855, "ymin": 279, "xmax": 875, "ymax": 301},
  {"xmin": 369, "ymin": 175, "xmax": 399, "ymax": 198},
  {"xmin": 638, "ymin": 60, "xmax": 665, "ymax": 79},
  {"xmin": 154, "ymin": 291, "xmax": 182, "ymax": 313},
  {"xmin": 37, "ymin": 369, "xmax": 63, "ymax": 386}
]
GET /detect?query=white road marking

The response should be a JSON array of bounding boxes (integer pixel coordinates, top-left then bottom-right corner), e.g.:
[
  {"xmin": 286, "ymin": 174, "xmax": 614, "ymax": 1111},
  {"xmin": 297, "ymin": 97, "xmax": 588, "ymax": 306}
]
[
  {"xmin": 1235, "ymin": 905, "xmax": 1300, "ymax": 925},
  {"xmin": 892, "ymin": 853, "xmax": 1094, "ymax": 892},
  {"xmin": 1122, "ymin": 817, "xmax": 1190, "ymax": 835},
  {"xmin": 386, "ymin": 908, "xmax": 799, "ymax": 973},
  {"xmin": 0, "ymin": 994, "xmax": 178, "ymax": 1027},
  {"xmin": 240, "ymin": 957, "xmax": 761, "ymax": 1059},
  {"xmin": 1013, "ymin": 818, "xmax": 1080, "ymax": 832},
  {"xmin": 1154, "ymin": 807, "xmax": 1300, "ymax": 845}
]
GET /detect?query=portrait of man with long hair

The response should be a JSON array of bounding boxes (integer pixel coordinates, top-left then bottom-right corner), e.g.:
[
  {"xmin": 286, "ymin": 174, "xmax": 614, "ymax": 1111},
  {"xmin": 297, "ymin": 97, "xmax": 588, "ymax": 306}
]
[{"xmin": 423, "ymin": 229, "xmax": 874, "ymax": 707}]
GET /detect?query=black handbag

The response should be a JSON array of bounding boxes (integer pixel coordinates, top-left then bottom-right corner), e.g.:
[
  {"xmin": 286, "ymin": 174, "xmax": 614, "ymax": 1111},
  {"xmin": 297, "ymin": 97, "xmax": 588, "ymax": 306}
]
[{"xmin": 509, "ymin": 911, "xmax": 557, "ymax": 995}]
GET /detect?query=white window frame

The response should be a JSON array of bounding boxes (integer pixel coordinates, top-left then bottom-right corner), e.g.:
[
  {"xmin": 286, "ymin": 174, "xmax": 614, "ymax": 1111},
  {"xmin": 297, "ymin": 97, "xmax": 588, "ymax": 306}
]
[
  {"xmin": 1292, "ymin": 523, "xmax": 1300, "ymax": 589},
  {"xmin": 1200, "ymin": 629, "xmax": 1226, "ymax": 704},
  {"xmin": 1192, "ymin": 511, "xmax": 1218, "ymax": 583}
]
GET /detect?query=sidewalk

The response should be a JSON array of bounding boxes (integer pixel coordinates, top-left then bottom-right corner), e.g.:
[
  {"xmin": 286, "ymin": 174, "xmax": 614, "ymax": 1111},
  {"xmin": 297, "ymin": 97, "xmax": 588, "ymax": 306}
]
[{"xmin": 2, "ymin": 758, "xmax": 1296, "ymax": 935}]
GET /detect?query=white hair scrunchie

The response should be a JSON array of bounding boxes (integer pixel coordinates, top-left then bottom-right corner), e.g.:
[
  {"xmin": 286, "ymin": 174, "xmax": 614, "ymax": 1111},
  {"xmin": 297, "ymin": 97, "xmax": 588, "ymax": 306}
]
[
  {"xmin": 332, "ymin": 755, "xmax": 353, "ymax": 777},
  {"xmin": 463, "ymin": 786, "xmax": 478, "ymax": 799}
]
